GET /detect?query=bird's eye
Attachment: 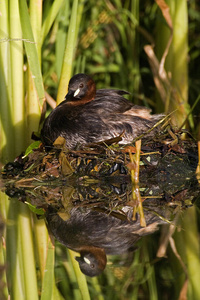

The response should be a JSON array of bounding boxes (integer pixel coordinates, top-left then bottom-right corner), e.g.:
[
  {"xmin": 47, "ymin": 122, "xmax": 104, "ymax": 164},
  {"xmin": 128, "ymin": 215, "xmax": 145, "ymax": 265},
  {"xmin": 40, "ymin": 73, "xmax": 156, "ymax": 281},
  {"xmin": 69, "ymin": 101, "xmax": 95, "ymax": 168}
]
[
  {"xmin": 79, "ymin": 83, "xmax": 84, "ymax": 88},
  {"xmin": 90, "ymin": 264, "xmax": 95, "ymax": 269}
]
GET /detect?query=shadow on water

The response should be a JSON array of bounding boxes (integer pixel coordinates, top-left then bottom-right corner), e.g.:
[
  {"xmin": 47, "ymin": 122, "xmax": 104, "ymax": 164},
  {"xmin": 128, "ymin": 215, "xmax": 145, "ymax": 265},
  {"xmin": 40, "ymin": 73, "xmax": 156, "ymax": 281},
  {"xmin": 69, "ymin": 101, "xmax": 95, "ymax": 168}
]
[{"xmin": 1, "ymin": 138, "xmax": 200, "ymax": 279}]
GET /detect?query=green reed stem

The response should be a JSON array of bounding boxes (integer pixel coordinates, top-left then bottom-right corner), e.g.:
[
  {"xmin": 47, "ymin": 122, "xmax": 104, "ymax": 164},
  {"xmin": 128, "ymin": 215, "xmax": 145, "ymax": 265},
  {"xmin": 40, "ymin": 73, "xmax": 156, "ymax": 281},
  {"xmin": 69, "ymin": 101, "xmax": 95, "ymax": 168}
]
[
  {"xmin": 0, "ymin": 1, "xmax": 14, "ymax": 161},
  {"xmin": 0, "ymin": 192, "xmax": 9, "ymax": 299},
  {"xmin": 19, "ymin": 0, "xmax": 45, "ymax": 107},
  {"xmin": 181, "ymin": 207, "xmax": 200, "ymax": 300},
  {"xmin": 57, "ymin": 0, "xmax": 79, "ymax": 104},
  {"xmin": 18, "ymin": 203, "xmax": 38, "ymax": 300},
  {"xmin": 9, "ymin": 0, "xmax": 25, "ymax": 156},
  {"xmin": 26, "ymin": 0, "xmax": 43, "ymax": 143},
  {"xmin": 6, "ymin": 199, "xmax": 24, "ymax": 299},
  {"xmin": 156, "ymin": 0, "xmax": 188, "ymax": 126},
  {"xmin": 68, "ymin": 249, "xmax": 91, "ymax": 300},
  {"xmin": 40, "ymin": 238, "xmax": 55, "ymax": 300}
]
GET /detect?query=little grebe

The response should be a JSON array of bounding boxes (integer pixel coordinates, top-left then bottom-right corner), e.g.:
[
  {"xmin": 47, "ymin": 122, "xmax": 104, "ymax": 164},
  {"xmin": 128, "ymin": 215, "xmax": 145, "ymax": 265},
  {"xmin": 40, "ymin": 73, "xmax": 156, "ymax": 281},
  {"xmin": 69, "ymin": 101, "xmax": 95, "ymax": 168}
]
[
  {"xmin": 46, "ymin": 205, "xmax": 166, "ymax": 276},
  {"xmin": 41, "ymin": 73, "xmax": 163, "ymax": 148}
]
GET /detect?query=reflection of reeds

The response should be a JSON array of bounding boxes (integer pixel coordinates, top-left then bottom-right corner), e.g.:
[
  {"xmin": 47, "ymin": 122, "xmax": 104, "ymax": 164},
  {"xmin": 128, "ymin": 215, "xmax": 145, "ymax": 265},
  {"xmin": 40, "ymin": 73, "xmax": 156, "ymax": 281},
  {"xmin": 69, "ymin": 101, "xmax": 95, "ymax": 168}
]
[
  {"xmin": 127, "ymin": 140, "xmax": 146, "ymax": 227},
  {"xmin": 196, "ymin": 141, "xmax": 200, "ymax": 183}
]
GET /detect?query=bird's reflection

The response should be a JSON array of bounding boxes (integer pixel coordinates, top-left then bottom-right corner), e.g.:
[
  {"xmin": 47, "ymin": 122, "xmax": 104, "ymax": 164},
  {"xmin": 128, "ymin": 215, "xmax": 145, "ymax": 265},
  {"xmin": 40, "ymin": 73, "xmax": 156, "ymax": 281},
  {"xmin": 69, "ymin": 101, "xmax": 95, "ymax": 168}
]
[{"xmin": 45, "ymin": 193, "xmax": 175, "ymax": 277}]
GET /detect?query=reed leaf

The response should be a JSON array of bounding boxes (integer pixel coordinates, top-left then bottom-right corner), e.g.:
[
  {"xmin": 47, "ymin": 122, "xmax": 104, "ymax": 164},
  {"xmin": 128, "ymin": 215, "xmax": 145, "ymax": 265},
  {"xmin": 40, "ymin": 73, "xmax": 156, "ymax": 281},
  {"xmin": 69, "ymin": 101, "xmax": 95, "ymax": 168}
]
[
  {"xmin": 41, "ymin": 0, "xmax": 64, "ymax": 45},
  {"xmin": 55, "ymin": 1, "xmax": 70, "ymax": 81}
]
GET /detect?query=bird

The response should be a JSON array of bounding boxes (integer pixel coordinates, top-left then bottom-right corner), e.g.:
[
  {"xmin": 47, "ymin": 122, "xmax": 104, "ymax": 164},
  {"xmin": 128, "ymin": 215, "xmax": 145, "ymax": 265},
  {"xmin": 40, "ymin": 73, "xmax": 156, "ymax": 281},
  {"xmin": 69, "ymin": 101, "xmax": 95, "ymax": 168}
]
[
  {"xmin": 46, "ymin": 205, "xmax": 166, "ymax": 277},
  {"xmin": 41, "ymin": 73, "xmax": 163, "ymax": 149}
]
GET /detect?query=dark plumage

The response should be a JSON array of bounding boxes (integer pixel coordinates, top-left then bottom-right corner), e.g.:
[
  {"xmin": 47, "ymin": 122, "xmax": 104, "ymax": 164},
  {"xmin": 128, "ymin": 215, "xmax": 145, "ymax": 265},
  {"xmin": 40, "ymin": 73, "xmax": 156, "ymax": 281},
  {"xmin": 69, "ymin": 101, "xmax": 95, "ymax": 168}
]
[
  {"xmin": 46, "ymin": 206, "xmax": 166, "ymax": 277},
  {"xmin": 41, "ymin": 73, "xmax": 163, "ymax": 148}
]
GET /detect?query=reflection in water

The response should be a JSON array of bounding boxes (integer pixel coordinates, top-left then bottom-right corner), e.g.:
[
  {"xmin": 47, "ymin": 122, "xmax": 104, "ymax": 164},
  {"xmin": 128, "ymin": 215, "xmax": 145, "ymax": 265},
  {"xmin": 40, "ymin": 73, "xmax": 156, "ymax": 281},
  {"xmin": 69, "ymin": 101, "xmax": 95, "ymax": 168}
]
[
  {"xmin": 1, "ymin": 140, "xmax": 199, "ymax": 277},
  {"xmin": 3, "ymin": 175, "xmax": 199, "ymax": 277},
  {"xmin": 46, "ymin": 201, "xmax": 169, "ymax": 277}
]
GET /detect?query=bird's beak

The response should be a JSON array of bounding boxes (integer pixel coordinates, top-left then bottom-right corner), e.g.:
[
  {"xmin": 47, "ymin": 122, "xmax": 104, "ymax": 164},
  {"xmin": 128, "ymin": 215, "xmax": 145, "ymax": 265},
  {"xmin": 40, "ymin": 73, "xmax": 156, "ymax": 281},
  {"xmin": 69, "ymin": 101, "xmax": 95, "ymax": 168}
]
[
  {"xmin": 74, "ymin": 88, "xmax": 80, "ymax": 97},
  {"xmin": 75, "ymin": 256, "xmax": 81, "ymax": 262}
]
